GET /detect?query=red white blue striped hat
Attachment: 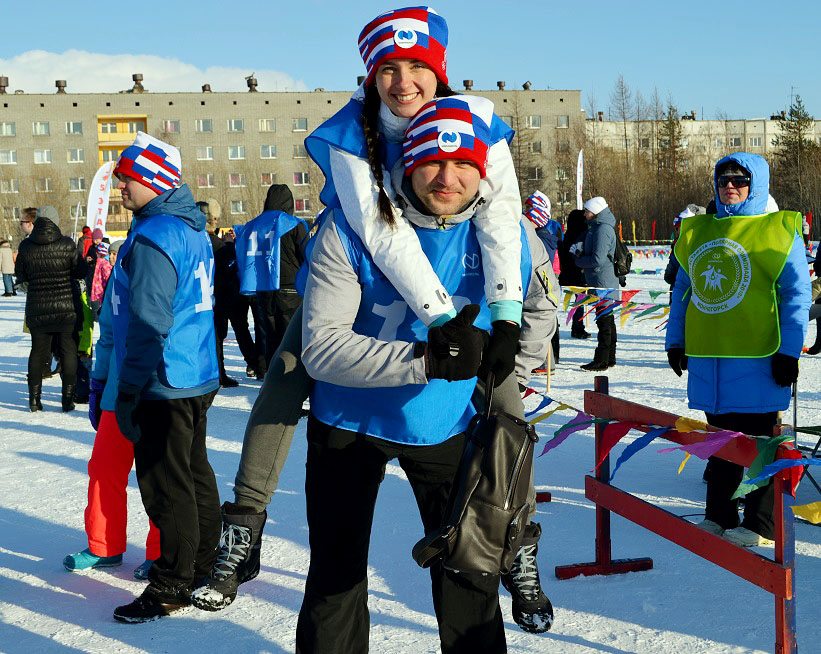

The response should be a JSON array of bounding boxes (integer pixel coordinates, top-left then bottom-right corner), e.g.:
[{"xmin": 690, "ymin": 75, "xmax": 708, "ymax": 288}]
[
  {"xmin": 524, "ymin": 205, "xmax": 551, "ymax": 229},
  {"xmin": 526, "ymin": 190, "xmax": 551, "ymax": 212},
  {"xmin": 403, "ymin": 95, "xmax": 494, "ymax": 178},
  {"xmin": 114, "ymin": 131, "xmax": 182, "ymax": 194},
  {"xmin": 358, "ymin": 6, "xmax": 448, "ymax": 86}
]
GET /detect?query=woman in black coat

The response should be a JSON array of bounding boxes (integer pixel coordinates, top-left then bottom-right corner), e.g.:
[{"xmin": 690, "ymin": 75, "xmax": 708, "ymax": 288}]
[
  {"xmin": 14, "ymin": 207, "xmax": 87, "ymax": 411},
  {"xmin": 557, "ymin": 209, "xmax": 590, "ymax": 338}
]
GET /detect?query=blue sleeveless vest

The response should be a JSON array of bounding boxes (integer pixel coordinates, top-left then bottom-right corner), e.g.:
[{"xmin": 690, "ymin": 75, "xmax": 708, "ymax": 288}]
[
  {"xmin": 234, "ymin": 210, "xmax": 308, "ymax": 294},
  {"xmin": 311, "ymin": 211, "xmax": 531, "ymax": 445},
  {"xmin": 112, "ymin": 215, "xmax": 219, "ymax": 389}
]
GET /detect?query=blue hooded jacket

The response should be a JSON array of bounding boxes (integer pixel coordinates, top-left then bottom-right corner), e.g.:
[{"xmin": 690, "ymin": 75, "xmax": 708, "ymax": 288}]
[
  {"xmin": 117, "ymin": 185, "xmax": 219, "ymax": 400},
  {"xmin": 665, "ymin": 152, "xmax": 810, "ymax": 414},
  {"xmin": 576, "ymin": 207, "xmax": 619, "ymax": 288}
]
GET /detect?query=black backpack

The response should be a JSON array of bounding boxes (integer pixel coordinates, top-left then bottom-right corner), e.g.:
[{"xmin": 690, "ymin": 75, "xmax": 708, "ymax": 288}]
[
  {"xmin": 612, "ymin": 231, "xmax": 632, "ymax": 277},
  {"xmin": 412, "ymin": 376, "xmax": 539, "ymax": 574}
]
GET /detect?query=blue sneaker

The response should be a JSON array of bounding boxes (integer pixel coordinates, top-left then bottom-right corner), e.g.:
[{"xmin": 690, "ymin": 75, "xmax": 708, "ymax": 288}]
[
  {"xmin": 63, "ymin": 548, "xmax": 123, "ymax": 572},
  {"xmin": 133, "ymin": 559, "xmax": 155, "ymax": 580}
]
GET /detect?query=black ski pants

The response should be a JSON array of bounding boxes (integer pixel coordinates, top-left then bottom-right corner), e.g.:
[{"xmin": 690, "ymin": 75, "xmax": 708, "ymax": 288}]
[
  {"xmin": 704, "ymin": 411, "xmax": 779, "ymax": 539},
  {"xmin": 133, "ymin": 390, "xmax": 221, "ymax": 592},
  {"xmin": 595, "ymin": 307, "xmax": 617, "ymax": 363},
  {"xmin": 295, "ymin": 415, "xmax": 506, "ymax": 654},
  {"xmin": 215, "ymin": 297, "xmax": 259, "ymax": 374},
  {"xmin": 28, "ymin": 329, "xmax": 77, "ymax": 388},
  {"xmin": 256, "ymin": 289, "xmax": 302, "ymax": 365}
]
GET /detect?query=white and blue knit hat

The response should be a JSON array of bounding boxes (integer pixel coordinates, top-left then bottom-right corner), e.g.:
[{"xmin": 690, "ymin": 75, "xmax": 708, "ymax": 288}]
[{"xmin": 114, "ymin": 131, "xmax": 181, "ymax": 194}]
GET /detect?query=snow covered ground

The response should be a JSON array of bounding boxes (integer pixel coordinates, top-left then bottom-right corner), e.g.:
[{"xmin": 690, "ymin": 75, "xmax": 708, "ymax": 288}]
[{"xmin": 1, "ymin": 258, "xmax": 820, "ymax": 654}]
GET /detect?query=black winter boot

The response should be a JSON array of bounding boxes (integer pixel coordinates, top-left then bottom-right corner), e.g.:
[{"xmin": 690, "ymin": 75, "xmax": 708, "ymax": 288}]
[
  {"xmin": 190, "ymin": 502, "xmax": 267, "ymax": 611},
  {"xmin": 580, "ymin": 347, "xmax": 608, "ymax": 371},
  {"xmin": 807, "ymin": 318, "xmax": 821, "ymax": 355},
  {"xmin": 62, "ymin": 384, "xmax": 76, "ymax": 412},
  {"xmin": 501, "ymin": 522, "xmax": 554, "ymax": 633},
  {"xmin": 28, "ymin": 384, "xmax": 43, "ymax": 412}
]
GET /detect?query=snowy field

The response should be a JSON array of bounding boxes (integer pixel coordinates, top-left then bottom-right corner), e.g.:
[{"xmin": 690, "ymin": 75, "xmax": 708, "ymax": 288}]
[{"xmin": 1, "ymin": 256, "xmax": 820, "ymax": 654}]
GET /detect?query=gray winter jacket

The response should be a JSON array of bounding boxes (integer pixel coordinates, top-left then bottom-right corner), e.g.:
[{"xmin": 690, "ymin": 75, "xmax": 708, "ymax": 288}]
[
  {"xmin": 575, "ymin": 207, "xmax": 619, "ymax": 288},
  {"xmin": 0, "ymin": 240, "xmax": 14, "ymax": 275},
  {"xmin": 301, "ymin": 173, "xmax": 557, "ymax": 389}
]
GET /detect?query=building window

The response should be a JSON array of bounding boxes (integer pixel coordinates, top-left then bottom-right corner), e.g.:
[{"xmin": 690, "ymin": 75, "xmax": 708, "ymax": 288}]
[
  {"xmin": 32, "ymin": 121, "xmax": 50, "ymax": 136},
  {"xmin": 623, "ymin": 138, "xmax": 631, "ymax": 149},
  {"xmin": 67, "ymin": 148, "xmax": 84, "ymax": 163},
  {"xmin": 0, "ymin": 149, "xmax": 17, "ymax": 164},
  {"xmin": 128, "ymin": 121, "xmax": 145, "ymax": 133},
  {"xmin": 499, "ymin": 116, "xmax": 513, "ymax": 127},
  {"xmin": 696, "ymin": 144, "xmax": 708, "ymax": 153},
  {"xmin": 557, "ymin": 140, "xmax": 570, "ymax": 153},
  {"xmin": 259, "ymin": 119, "xmax": 276, "ymax": 132},
  {"xmin": 229, "ymin": 173, "xmax": 246, "ymax": 187},
  {"xmin": 100, "ymin": 122, "xmax": 118, "ymax": 134},
  {"xmin": 195, "ymin": 119, "xmax": 212, "ymax": 133},
  {"xmin": 66, "ymin": 121, "xmax": 83, "ymax": 135},
  {"xmin": 228, "ymin": 145, "xmax": 246, "ymax": 160},
  {"xmin": 230, "ymin": 200, "xmax": 246, "ymax": 215},
  {"xmin": 293, "ymin": 144, "xmax": 307, "ymax": 158},
  {"xmin": 555, "ymin": 167, "xmax": 569, "ymax": 181},
  {"xmin": 260, "ymin": 145, "xmax": 277, "ymax": 159},
  {"xmin": 749, "ymin": 136, "xmax": 762, "ymax": 147},
  {"xmin": 640, "ymin": 137, "xmax": 651, "ymax": 149},
  {"xmin": 261, "ymin": 172, "xmax": 277, "ymax": 186},
  {"xmin": 34, "ymin": 149, "xmax": 52, "ymax": 164},
  {"xmin": 70, "ymin": 204, "xmax": 86, "ymax": 219},
  {"xmin": 529, "ymin": 141, "xmax": 542, "ymax": 154},
  {"xmin": 101, "ymin": 149, "xmax": 120, "ymax": 162},
  {"xmin": 294, "ymin": 198, "xmax": 312, "ymax": 213},
  {"xmin": 556, "ymin": 115, "xmax": 569, "ymax": 128},
  {"xmin": 0, "ymin": 122, "xmax": 15, "ymax": 137},
  {"xmin": 529, "ymin": 167, "xmax": 542, "ymax": 181},
  {"xmin": 197, "ymin": 173, "xmax": 215, "ymax": 188},
  {"xmin": 729, "ymin": 136, "xmax": 742, "ymax": 148},
  {"xmin": 69, "ymin": 177, "xmax": 86, "ymax": 192},
  {"xmin": 35, "ymin": 178, "xmax": 53, "ymax": 192},
  {"xmin": 713, "ymin": 137, "xmax": 724, "ymax": 148},
  {"xmin": 658, "ymin": 137, "xmax": 670, "ymax": 149},
  {"xmin": 680, "ymin": 138, "xmax": 689, "ymax": 149},
  {"xmin": 293, "ymin": 171, "xmax": 310, "ymax": 186},
  {"xmin": 162, "ymin": 120, "xmax": 180, "ymax": 134},
  {"xmin": 227, "ymin": 119, "xmax": 244, "ymax": 132},
  {"xmin": 196, "ymin": 146, "xmax": 214, "ymax": 161},
  {"xmin": 525, "ymin": 115, "xmax": 541, "ymax": 129},
  {"xmin": 3, "ymin": 207, "xmax": 22, "ymax": 220},
  {"xmin": 559, "ymin": 191, "xmax": 571, "ymax": 204},
  {"xmin": 292, "ymin": 118, "xmax": 308, "ymax": 132},
  {"xmin": 0, "ymin": 178, "xmax": 18, "ymax": 193}
]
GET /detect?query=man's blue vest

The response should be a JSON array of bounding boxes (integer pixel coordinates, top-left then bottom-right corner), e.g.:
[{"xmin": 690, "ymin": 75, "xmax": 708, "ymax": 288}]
[
  {"xmin": 234, "ymin": 210, "xmax": 307, "ymax": 294},
  {"xmin": 111, "ymin": 215, "xmax": 218, "ymax": 389},
  {"xmin": 311, "ymin": 212, "xmax": 531, "ymax": 445}
]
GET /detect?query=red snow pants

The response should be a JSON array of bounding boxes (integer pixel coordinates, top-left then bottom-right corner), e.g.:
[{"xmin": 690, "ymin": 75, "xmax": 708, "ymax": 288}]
[{"xmin": 85, "ymin": 410, "xmax": 160, "ymax": 559}]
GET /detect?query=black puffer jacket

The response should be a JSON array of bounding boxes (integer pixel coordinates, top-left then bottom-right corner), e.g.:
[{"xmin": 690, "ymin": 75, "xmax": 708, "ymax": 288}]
[
  {"xmin": 15, "ymin": 217, "xmax": 87, "ymax": 331},
  {"xmin": 558, "ymin": 209, "xmax": 587, "ymax": 287}
]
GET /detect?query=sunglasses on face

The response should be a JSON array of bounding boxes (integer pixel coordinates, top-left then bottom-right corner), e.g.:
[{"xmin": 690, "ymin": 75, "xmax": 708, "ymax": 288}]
[{"xmin": 717, "ymin": 175, "xmax": 751, "ymax": 188}]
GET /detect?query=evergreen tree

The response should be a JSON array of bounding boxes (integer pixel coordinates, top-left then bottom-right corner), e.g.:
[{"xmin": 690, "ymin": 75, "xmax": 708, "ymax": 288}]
[{"xmin": 771, "ymin": 95, "xmax": 819, "ymax": 214}]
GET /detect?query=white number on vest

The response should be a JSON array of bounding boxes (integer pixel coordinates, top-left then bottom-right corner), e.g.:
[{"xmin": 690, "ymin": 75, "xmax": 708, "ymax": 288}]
[
  {"xmin": 194, "ymin": 260, "xmax": 214, "ymax": 313},
  {"xmin": 373, "ymin": 301, "xmax": 407, "ymax": 341}
]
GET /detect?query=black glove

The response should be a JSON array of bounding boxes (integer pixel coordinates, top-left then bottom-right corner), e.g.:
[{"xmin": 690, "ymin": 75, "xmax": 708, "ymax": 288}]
[
  {"xmin": 772, "ymin": 352, "xmax": 799, "ymax": 387},
  {"xmin": 115, "ymin": 392, "xmax": 141, "ymax": 443},
  {"xmin": 88, "ymin": 377, "xmax": 106, "ymax": 431},
  {"xmin": 667, "ymin": 347, "xmax": 688, "ymax": 377},
  {"xmin": 477, "ymin": 320, "xmax": 522, "ymax": 387},
  {"xmin": 424, "ymin": 304, "xmax": 487, "ymax": 381}
]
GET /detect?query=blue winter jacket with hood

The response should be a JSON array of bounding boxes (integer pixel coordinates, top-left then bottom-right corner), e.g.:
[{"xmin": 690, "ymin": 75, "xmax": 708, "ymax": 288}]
[
  {"xmin": 117, "ymin": 185, "xmax": 219, "ymax": 400},
  {"xmin": 576, "ymin": 206, "xmax": 619, "ymax": 288},
  {"xmin": 665, "ymin": 152, "xmax": 810, "ymax": 414}
]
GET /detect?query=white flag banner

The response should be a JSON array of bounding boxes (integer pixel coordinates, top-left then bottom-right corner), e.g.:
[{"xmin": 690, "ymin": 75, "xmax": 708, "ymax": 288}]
[
  {"xmin": 86, "ymin": 161, "xmax": 116, "ymax": 233},
  {"xmin": 576, "ymin": 149, "xmax": 584, "ymax": 210}
]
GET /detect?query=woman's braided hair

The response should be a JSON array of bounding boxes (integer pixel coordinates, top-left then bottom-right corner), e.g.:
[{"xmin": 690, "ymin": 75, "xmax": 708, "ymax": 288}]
[{"xmin": 361, "ymin": 81, "xmax": 457, "ymax": 227}]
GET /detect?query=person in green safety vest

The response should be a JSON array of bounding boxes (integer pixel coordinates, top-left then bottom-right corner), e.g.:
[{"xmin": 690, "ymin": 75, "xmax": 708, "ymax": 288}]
[{"xmin": 665, "ymin": 152, "xmax": 811, "ymax": 548}]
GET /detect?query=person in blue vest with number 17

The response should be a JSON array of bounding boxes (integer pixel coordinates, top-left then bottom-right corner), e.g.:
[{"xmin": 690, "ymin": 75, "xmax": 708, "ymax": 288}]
[{"xmin": 107, "ymin": 132, "xmax": 222, "ymax": 623}]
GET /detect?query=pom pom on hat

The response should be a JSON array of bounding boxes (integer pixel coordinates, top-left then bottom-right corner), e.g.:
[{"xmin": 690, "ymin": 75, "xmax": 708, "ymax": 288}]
[
  {"xmin": 403, "ymin": 95, "xmax": 493, "ymax": 178},
  {"xmin": 584, "ymin": 196, "xmax": 608, "ymax": 215},
  {"xmin": 358, "ymin": 6, "xmax": 448, "ymax": 86},
  {"xmin": 114, "ymin": 131, "xmax": 182, "ymax": 195}
]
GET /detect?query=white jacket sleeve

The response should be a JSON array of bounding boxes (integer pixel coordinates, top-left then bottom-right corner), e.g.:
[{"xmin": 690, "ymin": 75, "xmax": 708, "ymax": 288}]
[
  {"xmin": 329, "ymin": 146, "xmax": 455, "ymax": 326},
  {"xmin": 475, "ymin": 138, "xmax": 525, "ymax": 304},
  {"xmin": 301, "ymin": 213, "xmax": 428, "ymax": 388}
]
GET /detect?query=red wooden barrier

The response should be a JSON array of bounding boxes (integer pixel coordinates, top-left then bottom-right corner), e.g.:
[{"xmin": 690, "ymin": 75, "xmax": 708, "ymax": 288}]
[{"xmin": 554, "ymin": 376, "xmax": 797, "ymax": 654}]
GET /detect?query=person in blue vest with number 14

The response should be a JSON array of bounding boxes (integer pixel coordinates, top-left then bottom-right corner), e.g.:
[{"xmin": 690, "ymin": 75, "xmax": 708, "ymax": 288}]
[{"xmin": 107, "ymin": 132, "xmax": 222, "ymax": 623}]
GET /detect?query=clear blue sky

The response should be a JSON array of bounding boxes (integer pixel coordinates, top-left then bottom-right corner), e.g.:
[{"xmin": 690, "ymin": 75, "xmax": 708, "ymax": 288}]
[{"xmin": 2, "ymin": 0, "xmax": 819, "ymax": 119}]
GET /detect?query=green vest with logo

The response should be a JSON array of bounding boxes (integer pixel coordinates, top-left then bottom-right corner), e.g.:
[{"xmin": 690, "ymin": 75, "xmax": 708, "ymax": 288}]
[{"xmin": 674, "ymin": 210, "xmax": 800, "ymax": 357}]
